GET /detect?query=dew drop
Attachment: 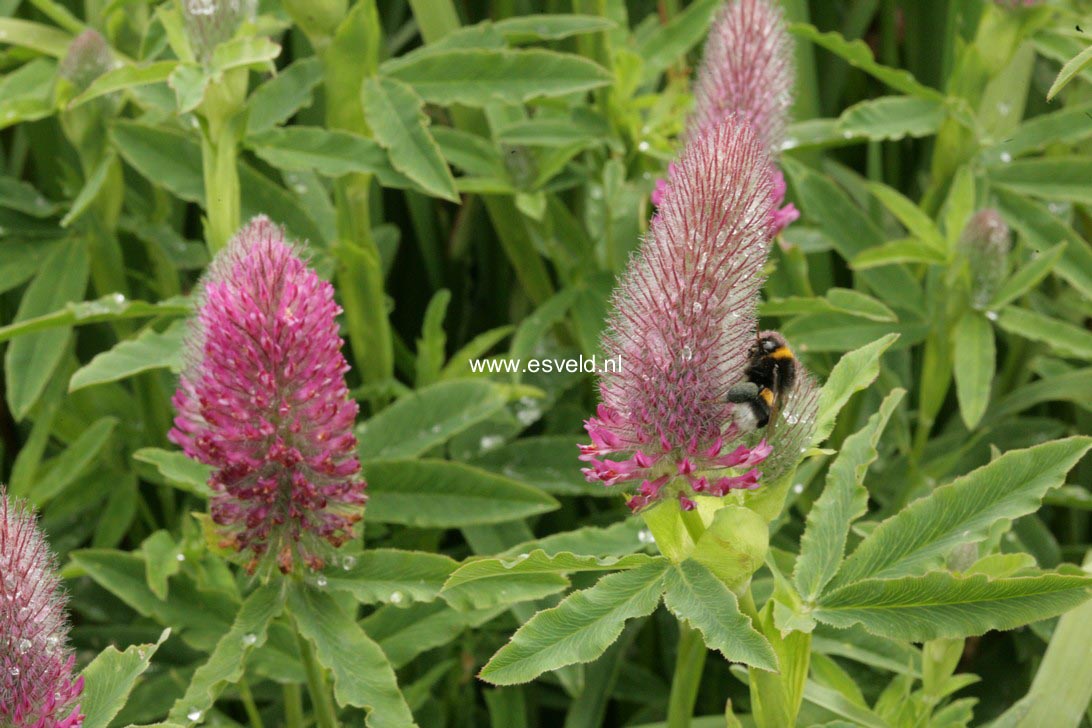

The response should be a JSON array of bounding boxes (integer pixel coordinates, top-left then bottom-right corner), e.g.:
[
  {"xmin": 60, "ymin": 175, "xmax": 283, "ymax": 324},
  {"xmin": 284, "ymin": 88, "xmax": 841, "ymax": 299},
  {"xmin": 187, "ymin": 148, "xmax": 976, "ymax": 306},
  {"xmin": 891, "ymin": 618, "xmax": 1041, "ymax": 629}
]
[
  {"xmin": 242, "ymin": 633, "xmax": 257, "ymax": 647},
  {"xmin": 681, "ymin": 345, "xmax": 693, "ymax": 361},
  {"xmin": 985, "ymin": 310, "xmax": 998, "ymax": 321},
  {"xmin": 176, "ymin": 553, "xmax": 186, "ymax": 562},
  {"xmin": 429, "ymin": 424, "xmax": 442, "ymax": 434},
  {"xmin": 479, "ymin": 434, "xmax": 504, "ymax": 451},
  {"xmin": 315, "ymin": 575, "xmax": 328, "ymax": 588},
  {"xmin": 9, "ymin": 667, "xmax": 19, "ymax": 677},
  {"xmin": 389, "ymin": 590, "xmax": 404, "ymax": 604},
  {"xmin": 341, "ymin": 555, "xmax": 357, "ymax": 570},
  {"xmin": 187, "ymin": 707, "xmax": 203, "ymax": 722},
  {"xmin": 16, "ymin": 638, "xmax": 31, "ymax": 654},
  {"xmin": 638, "ymin": 529, "xmax": 655, "ymax": 544},
  {"xmin": 637, "ymin": 141, "xmax": 650, "ymax": 152},
  {"xmin": 111, "ymin": 293, "xmax": 126, "ymax": 304},
  {"xmin": 841, "ymin": 130, "xmax": 853, "ymax": 139},
  {"xmin": 792, "ymin": 483, "xmax": 804, "ymax": 494},
  {"xmin": 590, "ymin": 187, "xmax": 604, "ymax": 200},
  {"xmin": 999, "ymin": 151, "xmax": 1013, "ymax": 164}
]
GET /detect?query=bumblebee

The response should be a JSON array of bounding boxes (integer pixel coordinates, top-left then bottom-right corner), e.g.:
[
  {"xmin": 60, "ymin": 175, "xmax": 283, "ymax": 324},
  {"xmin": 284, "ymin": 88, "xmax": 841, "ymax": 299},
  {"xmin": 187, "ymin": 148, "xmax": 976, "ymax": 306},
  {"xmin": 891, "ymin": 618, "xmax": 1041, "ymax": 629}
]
[{"xmin": 727, "ymin": 331, "xmax": 796, "ymax": 433}]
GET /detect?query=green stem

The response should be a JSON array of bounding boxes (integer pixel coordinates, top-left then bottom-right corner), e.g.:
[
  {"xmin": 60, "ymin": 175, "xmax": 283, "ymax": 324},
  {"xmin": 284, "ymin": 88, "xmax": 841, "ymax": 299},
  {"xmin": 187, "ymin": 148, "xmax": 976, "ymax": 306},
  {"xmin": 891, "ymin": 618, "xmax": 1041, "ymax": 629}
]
[
  {"xmin": 283, "ymin": 684, "xmax": 304, "ymax": 728},
  {"xmin": 666, "ymin": 622, "xmax": 707, "ymax": 728},
  {"xmin": 296, "ymin": 632, "xmax": 338, "ymax": 728},
  {"xmin": 238, "ymin": 677, "xmax": 264, "ymax": 728},
  {"xmin": 200, "ymin": 125, "xmax": 241, "ymax": 254}
]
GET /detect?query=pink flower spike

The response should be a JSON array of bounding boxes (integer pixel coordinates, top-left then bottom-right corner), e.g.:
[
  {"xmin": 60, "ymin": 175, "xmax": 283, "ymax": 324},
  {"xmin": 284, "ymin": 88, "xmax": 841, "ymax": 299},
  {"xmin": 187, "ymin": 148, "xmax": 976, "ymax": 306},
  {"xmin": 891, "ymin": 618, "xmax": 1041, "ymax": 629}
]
[
  {"xmin": 651, "ymin": 177, "xmax": 669, "ymax": 207},
  {"xmin": 169, "ymin": 216, "xmax": 366, "ymax": 575},
  {"xmin": 678, "ymin": 494, "xmax": 697, "ymax": 511},
  {"xmin": 1, "ymin": 489, "xmax": 84, "ymax": 728},
  {"xmin": 689, "ymin": 0, "xmax": 795, "ymax": 155},
  {"xmin": 711, "ymin": 468, "xmax": 763, "ymax": 496}
]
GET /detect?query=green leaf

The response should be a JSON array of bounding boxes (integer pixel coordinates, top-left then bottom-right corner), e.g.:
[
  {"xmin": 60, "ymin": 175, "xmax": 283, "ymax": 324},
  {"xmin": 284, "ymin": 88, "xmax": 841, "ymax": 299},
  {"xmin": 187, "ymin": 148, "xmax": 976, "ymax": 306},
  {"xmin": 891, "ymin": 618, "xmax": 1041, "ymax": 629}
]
[
  {"xmin": 167, "ymin": 585, "xmax": 285, "ymax": 723},
  {"xmin": 983, "ymin": 103, "xmax": 1092, "ymax": 165},
  {"xmin": 761, "ymin": 288, "xmax": 897, "ymax": 323},
  {"xmin": 479, "ymin": 561, "xmax": 668, "ymax": 686},
  {"xmin": 382, "ymin": 48, "xmax": 611, "ymax": 107},
  {"xmin": 811, "ymin": 334, "xmax": 899, "ymax": 446},
  {"xmin": 493, "ymin": 14, "xmax": 615, "ymax": 43},
  {"xmin": 830, "ymin": 437, "xmax": 1092, "ymax": 588},
  {"xmin": 210, "ymin": 35, "xmax": 281, "ymax": 74},
  {"xmin": 415, "ymin": 289, "xmax": 450, "ymax": 386},
  {"xmin": 471, "ymin": 435, "xmax": 612, "ymax": 497},
  {"xmin": 111, "ymin": 120, "xmax": 203, "ymax": 204},
  {"xmin": 991, "ymin": 158, "xmax": 1092, "ymax": 206},
  {"xmin": 288, "ymin": 585, "xmax": 417, "ymax": 727},
  {"xmin": 633, "ymin": 0, "xmax": 719, "ymax": 81},
  {"xmin": 989, "ymin": 242, "xmax": 1066, "ymax": 308},
  {"xmin": 4, "ymin": 238, "xmax": 89, "ymax": 419},
  {"xmin": 69, "ymin": 320, "xmax": 186, "ymax": 391},
  {"xmin": 789, "ymin": 23, "xmax": 944, "ymax": 100},
  {"xmin": 1046, "ymin": 42, "xmax": 1092, "ymax": 100},
  {"xmin": 952, "ymin": 312, "xmax": 995, "ymax": 429},
  {"xmin": 67, "ymin": 60, "xmax": 176, "ymax": 109},
  {"xmin": 663, "ymin": 560, "xmax": 778, "ymax": 671},
  {"xmin": 0, "ymin": 17, "xmax": 72, "ymax": 56},
  {"xmin": 79, "ymin": 629, "xmax": 169, "ymax": 728},
  {"xmin": 247, "ymin": 127, "xmax": 409, "ymax": 185},
  {"xmin": 0, "ymin": 295, "xmax": 189, "ymax": 344},
  {"xmin": 61, "ymin": 151, "xmax": 116, "ymax": 228},
  {"xmin": 323, "ymin": 549, "xmax": 458, "ymax": 606},
  {"xmin": 814, "ymin": 571, "xmax": 1092, "ymax": 641},
  {"xmin": 357, "ymin": 380, "xmax": 510, "ymax": 460},
  {"xmin": 167, "ymin": 63, "xmax": 209, "ymax": 113},
  {"xmin": 835, "ymin": 96, "xmax": 946, "ymax": 141},
  {"xmin": 245, "ymin": 57, "xmax": 324, "ymax": 135},
  {"xmin": 850, "ymin": 238, "xmax": 948, "ymax": 269},
  {"xmin": 141, "ymin": 530, "xmax": 183, "ymax": 600},
  {"xmin": 361, "ymin": 76, "xmax": 458, "ymax": 201},
  {"xmin": 363, "ymin": 459, "xmax": 558, "ymax": 527},
  {"xmin": 781, "ymin": 156, "xmax": 923, "ymax": 314},
  {"xmin": 0, "ymin": 176, "xmax": 60, "ymax": 218},
  {"xmin": 865, "ymin": 181, "xmax": 945, "ymax": 251},
  {"xmin": 795, "ymin": 390, "xmax": 904, "ymax": 602},
  {"xmin": 496, "ymin": 114, "xmax": 609, "ymax": 148},
  {"xmin": 441, "ymin": 550, "xmax": 659, "ymax": 611},
  {"xmin": 24, "ymin": 416, "xmax": 117, "ymax": 504},
  {"xmin": 132, "ymin": 447, "xmax": 212, "ymax": 497},
  {"xmin": 996, "ymin": 306, "xmax": 1092, "ymax": 360}
]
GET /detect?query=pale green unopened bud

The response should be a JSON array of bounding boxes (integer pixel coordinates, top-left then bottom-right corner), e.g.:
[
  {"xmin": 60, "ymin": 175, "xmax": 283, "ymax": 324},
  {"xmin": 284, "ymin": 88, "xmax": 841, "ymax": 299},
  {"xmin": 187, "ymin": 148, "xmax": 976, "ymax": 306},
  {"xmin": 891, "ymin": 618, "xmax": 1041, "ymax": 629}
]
[
  {"xmin": 691, "ymin": 505, "xmax": 769, "ymax": 590},
  {"xmin": 59, "ymin": 30, "xmax": 114, "ymax": 93},
  {"xmin": 181, "ymin": 0, "xmax": 255, "ymax": 63},
  {"xmin": 958, "ymin": 209, "xmax": 1010, "ymax": 309},
  {"xmin": 283, "ymin": 0, "xmax": 347, "ymax": 43}
]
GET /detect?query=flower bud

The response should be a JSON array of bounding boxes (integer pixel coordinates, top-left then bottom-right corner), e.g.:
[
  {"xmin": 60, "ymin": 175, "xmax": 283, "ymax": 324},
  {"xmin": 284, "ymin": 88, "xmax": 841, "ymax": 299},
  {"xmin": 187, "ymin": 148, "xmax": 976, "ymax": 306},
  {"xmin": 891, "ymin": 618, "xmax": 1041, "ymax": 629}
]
[
  {"xmin": 691, "ymin": 505, "xmax": 769, "ymax": 589},
  {"xmin": 181, "ymin": 0, "xmax": 255, "ymax": 63},
  {"xmin": 58, "ymin": 29, "xmax": 114, "ymax": 94},
  {"xmin": 958, "ymin": 209, "xmax": 1010, "ymax": 309}
]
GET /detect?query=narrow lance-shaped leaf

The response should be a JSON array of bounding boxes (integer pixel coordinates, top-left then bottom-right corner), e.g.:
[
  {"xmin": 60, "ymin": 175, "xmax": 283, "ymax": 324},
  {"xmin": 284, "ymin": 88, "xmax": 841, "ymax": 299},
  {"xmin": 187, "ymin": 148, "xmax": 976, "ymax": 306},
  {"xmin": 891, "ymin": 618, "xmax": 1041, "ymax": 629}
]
[
  {"xmin": 322, "ymin": 549, "xmax": 458, "ymax": 606},
  {"xmin": 795, "ymin": 389, "xmax": 904, "ymax": 601},
  {"xmin": 79, "ymin": 629, "xmax": 170, "ymax": 728},
  {"xmin": 830, "ymin": 437, "xmax": 1092, "ymax": 589},
  {"xmin": 811, "ymin": 334, "xmax": 899, "ymax": 446},
  {"xmin": 479, "ymin": 560, "xmax": 669, "ymax": 686},
  {"xmin": 288, "ymin": 585, "xmax": 417, "ymax": 728},
  {"xmin": 952, "ymin": 312, "xmax": 995, "ymax": 430},
  {"xmin": 663, "ymin": 560, "xmax": 778, "ymax": 671},
  {"xmin": 167, "ymin": 585, "xmax": 285, "ymax": 723},
  {"xmin": 814, "ymin": 571, "xmax": 1092, "ymax": 642}
]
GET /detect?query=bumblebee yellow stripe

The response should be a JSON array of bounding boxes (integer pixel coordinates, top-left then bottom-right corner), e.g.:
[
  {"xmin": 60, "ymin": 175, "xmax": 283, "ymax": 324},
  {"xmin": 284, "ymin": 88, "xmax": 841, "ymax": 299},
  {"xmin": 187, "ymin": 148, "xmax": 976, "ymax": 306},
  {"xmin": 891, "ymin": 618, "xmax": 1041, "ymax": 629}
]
[
  {"xmin": 759, "ymin": 388, "xmax": 775, "ymax": 406},
  {"xmin": 770, "ymin": 346, "xmax": 794, "ymax": 360}
]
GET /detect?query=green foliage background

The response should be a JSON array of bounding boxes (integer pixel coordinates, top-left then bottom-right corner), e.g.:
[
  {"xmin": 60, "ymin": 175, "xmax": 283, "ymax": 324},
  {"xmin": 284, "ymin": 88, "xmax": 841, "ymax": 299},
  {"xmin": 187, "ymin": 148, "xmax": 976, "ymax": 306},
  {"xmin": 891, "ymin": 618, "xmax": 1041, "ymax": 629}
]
[{"xmin": 1, "ymin": 0, "xmax": 1091, "ymax": 726}]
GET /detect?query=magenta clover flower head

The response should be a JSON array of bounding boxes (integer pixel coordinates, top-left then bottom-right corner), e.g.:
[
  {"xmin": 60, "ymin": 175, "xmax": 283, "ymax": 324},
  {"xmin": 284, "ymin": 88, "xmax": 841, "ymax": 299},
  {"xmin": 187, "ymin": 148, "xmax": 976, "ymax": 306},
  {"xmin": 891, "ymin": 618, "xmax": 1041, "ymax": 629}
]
[
  {"xmin": 583, "ymin": 119, "xmax": 798, "ymax": 512},
  {"xmin": 169, "ymin": 216, "xmax": 366, "ymax": 575},
  {"xmin": 1, "ymin": 489, "xmax": 84, "ymax": 728}
]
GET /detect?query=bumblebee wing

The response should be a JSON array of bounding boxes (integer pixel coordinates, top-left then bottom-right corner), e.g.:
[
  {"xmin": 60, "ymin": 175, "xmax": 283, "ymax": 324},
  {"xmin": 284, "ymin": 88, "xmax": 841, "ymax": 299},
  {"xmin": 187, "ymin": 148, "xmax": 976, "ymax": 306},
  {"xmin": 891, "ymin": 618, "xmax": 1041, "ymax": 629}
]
[{"xmin": 765, "ymin": 365, "xmax": 782, "ymax": 437}]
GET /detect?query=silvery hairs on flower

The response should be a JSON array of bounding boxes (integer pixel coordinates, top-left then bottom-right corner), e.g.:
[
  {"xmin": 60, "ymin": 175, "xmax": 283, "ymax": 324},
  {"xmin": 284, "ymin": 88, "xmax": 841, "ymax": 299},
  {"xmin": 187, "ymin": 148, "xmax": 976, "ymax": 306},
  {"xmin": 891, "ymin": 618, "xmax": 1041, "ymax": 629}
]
[
  {"xmin": 658, "ymin": 0, "xmax": 799, "ymax": 233},
  {"xmin": 169, "ymin": 216, "xmax": 366, "ymax": 575},
  {"xmin": 1, "ymin": 489, "xmax": 84, "ymax": 728},
  {"xmin": 583, "ymin": 118, "xmax": 792, "ymax": 512}
]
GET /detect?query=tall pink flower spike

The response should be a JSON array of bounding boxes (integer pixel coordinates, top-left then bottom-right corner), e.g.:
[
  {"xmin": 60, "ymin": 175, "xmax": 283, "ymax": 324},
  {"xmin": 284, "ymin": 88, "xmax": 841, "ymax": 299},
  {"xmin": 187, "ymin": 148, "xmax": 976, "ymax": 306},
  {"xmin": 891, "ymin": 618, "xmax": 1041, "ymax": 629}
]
[
  {"xmin": 1, "ymin": 488, "xmax": 84, "ymax": 728},
  {"xmin": 656, "ymin": 0, "xmax": 799, "ymax": 235},
  {"xmin": 583, "ymin": 119, "xmax": 780, "ymax": 512},
  {"xmin": 170, "ymin": 216, "xmax": 366, "ymax": 574}
]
